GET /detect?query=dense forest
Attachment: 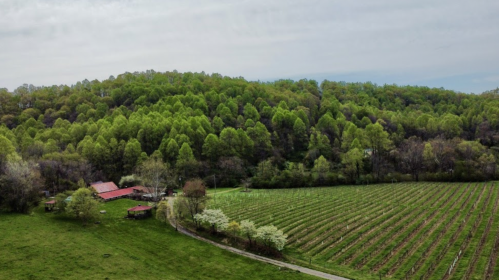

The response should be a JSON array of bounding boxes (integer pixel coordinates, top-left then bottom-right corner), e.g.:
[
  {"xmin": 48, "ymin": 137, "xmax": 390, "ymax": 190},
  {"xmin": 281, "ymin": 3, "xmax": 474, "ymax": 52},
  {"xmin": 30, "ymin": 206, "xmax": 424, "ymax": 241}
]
[{"xmin": 1, "ymin": 70, "xmax": 498, "ymax": 209}]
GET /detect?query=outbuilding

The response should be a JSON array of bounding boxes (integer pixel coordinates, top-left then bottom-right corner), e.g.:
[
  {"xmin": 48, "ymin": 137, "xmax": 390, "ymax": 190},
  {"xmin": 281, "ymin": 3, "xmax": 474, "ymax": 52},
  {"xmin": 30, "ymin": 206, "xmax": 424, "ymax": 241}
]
[
  {"xmin": 126, "ymin": 205, "xmax": 152, "ymax": 219},
  {"xmin": 45, "ymin": 200, "xmax": 56, "ymax": 212}
]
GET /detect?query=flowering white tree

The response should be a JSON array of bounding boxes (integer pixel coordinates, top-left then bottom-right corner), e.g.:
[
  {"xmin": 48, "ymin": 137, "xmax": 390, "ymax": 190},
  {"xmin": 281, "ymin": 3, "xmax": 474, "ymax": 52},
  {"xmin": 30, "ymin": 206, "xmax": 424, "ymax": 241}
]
[
  {"xmin": 194, "ymin": 209, "xmax": 229, "ymax": 232},
  {"xmin": 255, "ymin": 225, "xmax": 287, "ymax": 251},
  {"xmin": 240, "ymin": 220, "xmax": 257, "ymax": 246}
]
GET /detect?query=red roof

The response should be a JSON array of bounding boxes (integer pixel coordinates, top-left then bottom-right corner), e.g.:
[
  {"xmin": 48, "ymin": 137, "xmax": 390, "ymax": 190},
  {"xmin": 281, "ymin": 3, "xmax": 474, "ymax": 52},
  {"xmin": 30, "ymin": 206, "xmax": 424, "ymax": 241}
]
[
  {"xmin": 45, "ymin": 200, "xmax": 56, "ymax": 204},
  {"xmin": 98, "ymin": 186, "xmax": 145, "ymax": 200},
  {"xmin": 91, "ymin": 182, "xmax": 119, "ymax": 193},
  {"xmin": 128, "ymin": 205, "xmax": 152, "ymax": 211}
]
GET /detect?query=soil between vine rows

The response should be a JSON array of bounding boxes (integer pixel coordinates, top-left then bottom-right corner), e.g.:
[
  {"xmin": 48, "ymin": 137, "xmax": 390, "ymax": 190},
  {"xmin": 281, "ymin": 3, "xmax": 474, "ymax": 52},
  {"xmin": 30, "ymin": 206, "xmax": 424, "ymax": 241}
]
[{"xmin": 209, "ymin": 182, "xmax": 499, "ymax": 279}]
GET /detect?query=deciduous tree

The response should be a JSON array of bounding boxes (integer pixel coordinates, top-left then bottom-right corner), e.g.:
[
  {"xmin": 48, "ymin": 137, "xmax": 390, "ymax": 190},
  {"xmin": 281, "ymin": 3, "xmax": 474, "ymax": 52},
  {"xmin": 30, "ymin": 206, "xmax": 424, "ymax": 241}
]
[
  {"xmin": 66, "ymin": 187, "xmax": 99, "ymax": 225},
  {"xmin": 255, "ymin": 225, "xmax": 287, "ymax": 251}
]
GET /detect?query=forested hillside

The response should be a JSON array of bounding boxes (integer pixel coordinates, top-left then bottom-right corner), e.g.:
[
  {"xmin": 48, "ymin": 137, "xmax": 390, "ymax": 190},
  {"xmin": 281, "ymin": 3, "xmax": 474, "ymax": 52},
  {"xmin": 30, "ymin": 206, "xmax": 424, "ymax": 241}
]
[{"xmin": 0, "ymin": 70, "xmax": 498, "ymax": 198}]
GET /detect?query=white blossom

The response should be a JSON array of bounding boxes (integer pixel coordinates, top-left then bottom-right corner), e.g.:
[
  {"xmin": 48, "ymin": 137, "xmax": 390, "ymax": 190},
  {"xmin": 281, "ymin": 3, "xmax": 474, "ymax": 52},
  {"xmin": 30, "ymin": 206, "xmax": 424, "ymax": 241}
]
[
  {"xmin": 195, "ymin": 209, "xmax": 229, "ymax": 232},
  {"xmin": 255, "ymin": 225, "xmax": 288, "ymax": 251}
]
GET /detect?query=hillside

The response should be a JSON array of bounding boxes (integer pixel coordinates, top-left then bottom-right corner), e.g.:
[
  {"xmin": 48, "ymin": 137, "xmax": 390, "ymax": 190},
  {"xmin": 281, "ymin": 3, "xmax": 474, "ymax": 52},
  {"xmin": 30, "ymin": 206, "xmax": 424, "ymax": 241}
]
[
  {"xmin": 0, "ymin": 199, "xmax": 317, "ymax": 280},
  {"xmin": 0, "ymin": 70, "xmax": 498, "ymax": 196}
]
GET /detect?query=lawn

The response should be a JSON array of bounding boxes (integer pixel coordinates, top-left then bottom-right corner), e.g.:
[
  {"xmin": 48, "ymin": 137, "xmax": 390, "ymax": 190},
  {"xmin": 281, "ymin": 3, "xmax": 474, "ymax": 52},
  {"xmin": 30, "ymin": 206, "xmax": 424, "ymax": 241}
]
[{"xmin": 0, "ymin": 199, "xmax": 317, "ymax": 280}]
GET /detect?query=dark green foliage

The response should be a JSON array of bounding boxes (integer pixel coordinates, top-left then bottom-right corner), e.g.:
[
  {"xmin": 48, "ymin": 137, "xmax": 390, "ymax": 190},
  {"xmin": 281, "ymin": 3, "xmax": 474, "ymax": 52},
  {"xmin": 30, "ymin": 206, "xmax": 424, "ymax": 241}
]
[{"xmin": 0, "ymin": 71, "xmax": 497, "ymax": 194}]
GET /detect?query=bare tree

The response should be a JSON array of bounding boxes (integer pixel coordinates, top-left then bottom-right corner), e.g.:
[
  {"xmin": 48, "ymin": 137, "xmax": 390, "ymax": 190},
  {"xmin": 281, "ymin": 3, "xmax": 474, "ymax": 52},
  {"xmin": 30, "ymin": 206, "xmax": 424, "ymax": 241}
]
[
  {"xmin": 135, "ymin": 158, "xmax": 169, "ymax": 205},
  {"xmin": 399, "ymin": 137, "xmax": 424, "ymax": 181},
  {"xmin": 179, "ymin": 179, "xmax": 209, "ymax": 225}
]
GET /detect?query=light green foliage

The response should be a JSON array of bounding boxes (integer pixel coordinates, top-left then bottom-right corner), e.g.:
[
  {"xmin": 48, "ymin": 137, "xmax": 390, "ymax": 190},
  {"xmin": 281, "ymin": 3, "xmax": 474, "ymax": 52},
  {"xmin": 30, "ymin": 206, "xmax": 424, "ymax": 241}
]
[
  {"xmin": 342, "ymin": 148, "xmax": 363, "ymax": 180},
  {"xmin": 156, "ymin": 201, "xmax": 169, "ymax": 224},
  {"xmin": 312, "ymin": 155, "xmax": 330, "ymax": 184},
  {"xmin": 0, "ymin": 134, "xmax": 17, "ymax": 158},
  {"xmin": 55, "ymin": 191, "xmax": 71, "ymax": 212},
  {"xmin": 0, "ymin": 199, "xmax": 316, "ymax": 280},
  {"xmin": 1, "ymin": 70, "xmax": 499, "ymax": 195},
  {"xmin": 177, "ymin": 142, "xmax": 195, "ymax": 166},
  {"xmin": 243, "ymin": 103, "xmax": 260, "ymax": 122},
  {"xmin": 66, "ymin": 188, "xmax": 99, "ymax": 225},
  {"xmin": 202, "ymin": 133, "xmax": 221, "ymax": 162},
  {"xmin": 240, "ymin": 219, "xmax": 257, "ymax": 245},
  {"xmin": 227, "ymin": 221, "xmax": 241, "ymax": 239},
  {"xmin": 123, "ymin": 138, "xmax": 142, "ymax": 174}
]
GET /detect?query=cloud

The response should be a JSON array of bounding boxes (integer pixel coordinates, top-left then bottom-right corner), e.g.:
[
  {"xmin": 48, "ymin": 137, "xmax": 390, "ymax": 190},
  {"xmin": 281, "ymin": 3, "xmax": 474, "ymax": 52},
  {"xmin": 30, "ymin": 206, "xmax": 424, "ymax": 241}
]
[{"xmin": 1, "ymin": 0, "xmax": 498, "ymax": 93}]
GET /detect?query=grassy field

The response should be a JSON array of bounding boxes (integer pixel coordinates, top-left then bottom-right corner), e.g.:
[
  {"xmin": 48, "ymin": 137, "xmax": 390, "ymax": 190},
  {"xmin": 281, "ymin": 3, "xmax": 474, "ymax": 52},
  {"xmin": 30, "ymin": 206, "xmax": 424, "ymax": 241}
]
[
  {"xmin": 0, "ymin": 199, "xmax": 318, "ymax": 280},
  {"xmin": 209, "ymin": 182, "xmax": 499, "ymax": 280}
]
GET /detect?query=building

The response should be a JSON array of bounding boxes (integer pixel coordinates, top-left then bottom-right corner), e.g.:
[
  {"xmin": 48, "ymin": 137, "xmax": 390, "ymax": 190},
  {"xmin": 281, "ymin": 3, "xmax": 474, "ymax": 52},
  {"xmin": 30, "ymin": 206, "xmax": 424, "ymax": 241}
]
[
  {"xmin": 90, "ymin": 181, "xmax": 119, "ymax": 194},
  {"xmin": 126, "ymin": 205, "xmax": 152, "ymax": 219},
  {"xmin": 98, "ymin": 186, "xmax": 146, "ymax": 202}
]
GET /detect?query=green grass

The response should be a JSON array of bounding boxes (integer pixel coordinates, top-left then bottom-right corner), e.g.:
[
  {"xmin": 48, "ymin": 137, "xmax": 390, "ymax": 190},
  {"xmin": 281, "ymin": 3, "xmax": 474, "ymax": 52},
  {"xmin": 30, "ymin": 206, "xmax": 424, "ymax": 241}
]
[
  {"xmin": 206, "ymin": 187, "xmax": 242, "ymax": 195},
  {"xmin": 0, "ymin": 199, "xmax": 318, "ymax": 280}
]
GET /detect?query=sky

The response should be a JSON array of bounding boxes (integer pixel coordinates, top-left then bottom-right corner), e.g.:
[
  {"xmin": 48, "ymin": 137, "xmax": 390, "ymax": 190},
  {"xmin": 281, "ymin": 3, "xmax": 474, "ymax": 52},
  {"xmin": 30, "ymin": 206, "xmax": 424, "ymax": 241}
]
[{"xmin": 1, "ymin": 0, "xmax": 498, "ymax": 94}]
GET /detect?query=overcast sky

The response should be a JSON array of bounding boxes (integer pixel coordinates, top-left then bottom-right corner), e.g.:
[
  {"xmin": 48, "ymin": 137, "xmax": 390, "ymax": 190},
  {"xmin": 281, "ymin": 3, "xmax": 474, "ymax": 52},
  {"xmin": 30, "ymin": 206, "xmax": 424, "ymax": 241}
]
[{"xmin": 1, "ymin": 0, "xmax": 498, "ymax": 93}]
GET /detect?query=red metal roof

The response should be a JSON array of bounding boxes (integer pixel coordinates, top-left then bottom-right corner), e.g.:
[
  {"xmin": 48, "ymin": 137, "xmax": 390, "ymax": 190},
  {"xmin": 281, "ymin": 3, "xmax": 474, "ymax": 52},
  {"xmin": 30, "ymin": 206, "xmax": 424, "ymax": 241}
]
[
  {"xmin": 91, "ymin": 182, "xmax": 119, "ymax": 193},
  {"xmin": 45, "ymin": 200, "xmax": 56, "ymax": 204},
  {"xmin": 98, "ymin": 188, "xmax": 135, "ymax": 200},
  {"xmin": 128, "ymin": 205, "xmax": 152, "ymax": 211}
]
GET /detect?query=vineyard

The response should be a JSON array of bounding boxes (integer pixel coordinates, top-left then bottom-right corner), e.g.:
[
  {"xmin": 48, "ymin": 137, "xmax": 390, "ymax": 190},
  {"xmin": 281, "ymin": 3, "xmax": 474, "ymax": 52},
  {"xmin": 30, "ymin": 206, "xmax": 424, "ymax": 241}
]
[{"xmin": 209, "ymin": 182, "xmax": 499, "ymax": 279}]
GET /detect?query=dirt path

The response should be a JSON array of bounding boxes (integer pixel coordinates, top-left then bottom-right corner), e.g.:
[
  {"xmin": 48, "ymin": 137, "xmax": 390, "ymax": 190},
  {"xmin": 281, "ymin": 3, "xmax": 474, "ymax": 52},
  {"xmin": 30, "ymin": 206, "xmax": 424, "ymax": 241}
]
[{"xmin": 166, "ymin": 197, "xmax": 349, "ymax": 280}]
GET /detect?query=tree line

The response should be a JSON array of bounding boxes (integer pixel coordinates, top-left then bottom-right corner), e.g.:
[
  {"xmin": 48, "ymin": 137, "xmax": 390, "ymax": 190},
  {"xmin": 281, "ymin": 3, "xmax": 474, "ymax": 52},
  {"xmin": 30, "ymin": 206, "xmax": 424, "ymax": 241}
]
[{"xmin": 1, "ymin": 70, "xmax": 498, "ymax": 212}]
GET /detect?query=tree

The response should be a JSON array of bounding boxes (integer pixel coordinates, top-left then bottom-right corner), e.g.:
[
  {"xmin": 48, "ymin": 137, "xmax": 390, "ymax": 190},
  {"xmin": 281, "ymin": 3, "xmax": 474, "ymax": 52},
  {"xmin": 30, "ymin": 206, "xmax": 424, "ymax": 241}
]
[
  {"xmin": 66, "ymin": 187, "xmax": 99, "ymax": 225},
  {"xmin": 255, "ymin": 225, "xmax": 287, "ymax": 251},
  {"xmin": 246, "ymin": 122, "xmax": 272, "ymax": 161},
  {"xmin": 218, "ymin": 156, "xmax": 245, "ymax": 188},
  {"xmin": 194, "ymin": 209, "xmax": 229, "ymax": 232},
  {"xmin": 307, "ymin": 128, "xmax": 332, "ymax": 161},
  {"xmin": 342, "ymin": 148, "xmax": 364, "ymax": 182},
  {"xmin": 123, "ymin": 138, "xmax": 142, "ymax": 174},
  {"xmin": 240, "ymin": 219, "xmax": 257, "ymax": 246},
  {"xmin": 119, "ymin": 174, "xmax": 141, "ymax": 188},
  {"xmin": 292, "ymin": 118, "xmax": 308, "ymax": 151},
  {"xmin": 0, "ymin": 135, "xmax": 17, "ymax": 160},
  {"xmin": 0, "ymin": 160, "xmax": 42, "ymax": 213},
  {"xmin": 399, "ymin": 137, "xmax": 424, "ymax": 181},
  {"xmin": 136, "ymin": 157, "xmax": 169, "ymax": 204},
  {"xmin": 180, "ymin": 179, "xmax": 208, "ymax": 222},
  {"xmin": 177, "ymin": 142, "xmax": 198, "ymax": 177},
  {"xmin": 156, "ymin": 201, "xmax": 169, "ymax": 224},
  {"xmin": 55, "ymin": 191, "xmax": 72, "ymax": 212},
  {"xmin": 227, "ymin": 221, "xmax": 241, "ymax": 241},
  {"xmin": 478, "ymin": 153, "xmax": 496, "ymax": 179},
  {"xmin": 202, "ymin": 133, "xmax": 221, "ymax": 162},
  {"xmin": 313, "ymin": 155, "xmax": 330, "ymax": 185},
  {"xmin": 243, "ymin": 103, "xmax": 260, "ymax": 122},
  {"xmin": 423, "ymin": 142, "xmax": 435, "ymax": 172},
  {"xmin": 365, "ymin": 122, "xmax": 393, "ymax": 181},
  {"xmin": 219, "ymin": 127, "xmax": 239, "ymax": 157}
]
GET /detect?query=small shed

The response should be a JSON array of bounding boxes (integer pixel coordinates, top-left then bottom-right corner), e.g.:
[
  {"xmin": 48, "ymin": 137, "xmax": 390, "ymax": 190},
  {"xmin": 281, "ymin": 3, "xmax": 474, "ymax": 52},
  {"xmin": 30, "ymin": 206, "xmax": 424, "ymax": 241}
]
[
  {"xmin": 45, "ymin": 200, "xmax": 56, "ymax": 212},
  {"xmin": 166, "ymin": 187, "xmax": 177, "ymax": 196},
  {"xmin": 127, "ymin": 205, "xmax": 152, "ymax": 219}
]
